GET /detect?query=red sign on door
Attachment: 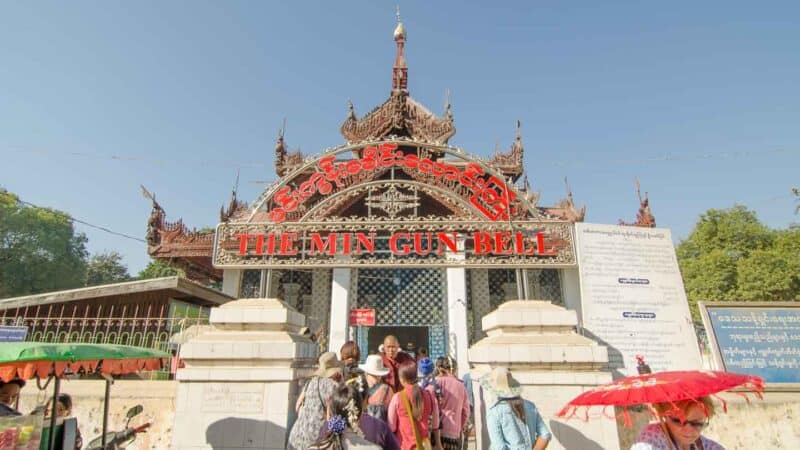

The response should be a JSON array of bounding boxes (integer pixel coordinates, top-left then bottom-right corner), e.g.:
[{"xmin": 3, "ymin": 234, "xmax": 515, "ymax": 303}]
[{"xmin": 349, "ymin": 308, "xmax": 376, "ymax": 326}]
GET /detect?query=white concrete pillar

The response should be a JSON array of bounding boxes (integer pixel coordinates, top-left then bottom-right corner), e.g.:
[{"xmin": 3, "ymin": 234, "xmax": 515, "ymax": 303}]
[
  {"xmin": 446, "ymin": 239, "xmax": 469, "ymax": 377},
  {"xmin": 328, "ymin": 268, "xmax": 351, "ymax": 354},
  {"xmin": 561, "ymin": 268, "xmax": 582, "ymax": 324},
  {"xmin": 221, "ymin": 269, "xmax": 241, "ymax": 297},
  {"xmin": 446, "ymin": 267, "xmax": 469, "ymax": 378}
]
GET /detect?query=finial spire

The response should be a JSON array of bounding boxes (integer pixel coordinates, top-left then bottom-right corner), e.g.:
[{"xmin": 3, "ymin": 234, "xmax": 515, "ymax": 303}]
[
  {"xmin": 444, "ymin": 89, "xmax": 453, "ymax": 121},
  {"xmin": 392, "ymin": 8, "xmax": 408, "ymax": 91},
  {"xmin": 347, "ymin": 99, "xmax": 356, "ymax": 120}
]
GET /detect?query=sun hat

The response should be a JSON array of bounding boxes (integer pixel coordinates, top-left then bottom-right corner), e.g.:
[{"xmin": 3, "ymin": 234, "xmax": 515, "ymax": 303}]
[
  {"xmin": 418, "ymin": 357, "xmax": 434, "ymax": 376},
  {"xmin": 314, "ymin": 352, "xmax": 343, "ymax": 378},
  {"xmin": 358, "ymin": 354, "xmax": 390, "ymax": 377},
  {"xmin": 480, "ymin": 367, "xmax": 522, "ymax": 399}
]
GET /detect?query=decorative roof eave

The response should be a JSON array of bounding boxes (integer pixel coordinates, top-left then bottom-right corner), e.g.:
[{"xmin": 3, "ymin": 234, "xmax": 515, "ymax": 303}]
[
  {"xmin": 144, "ymin": 190, "xmax": 222, "ymax": 282},
  {"xmin": 340, "ymin": 91, "xmax": 456, "ymax": 145}
]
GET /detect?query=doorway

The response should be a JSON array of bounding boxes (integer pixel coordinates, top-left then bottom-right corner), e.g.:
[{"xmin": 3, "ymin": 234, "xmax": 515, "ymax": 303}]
[{"xmin": 366, "ymin": 326, "xmax": 429, "ymax": 357}]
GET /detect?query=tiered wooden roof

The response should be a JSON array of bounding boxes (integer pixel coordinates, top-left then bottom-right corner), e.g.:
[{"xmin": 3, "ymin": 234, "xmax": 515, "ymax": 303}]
[{"xmin": 146, "ymin": 16, "xmax": 592, "ymax": 281}]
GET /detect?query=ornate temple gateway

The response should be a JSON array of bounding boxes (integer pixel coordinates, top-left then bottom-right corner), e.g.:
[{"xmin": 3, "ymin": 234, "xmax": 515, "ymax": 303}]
[{"xmin": 145, "ymin": 17, "xmax": 661, "ymax": 372}]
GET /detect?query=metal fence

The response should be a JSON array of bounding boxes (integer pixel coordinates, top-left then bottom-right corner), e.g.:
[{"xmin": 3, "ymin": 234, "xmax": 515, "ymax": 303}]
[{"xmin": 0, "ymin": 303, "xmax": 210, "ymax": 377}]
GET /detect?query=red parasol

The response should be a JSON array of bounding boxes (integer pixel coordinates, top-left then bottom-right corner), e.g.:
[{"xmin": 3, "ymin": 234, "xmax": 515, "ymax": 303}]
[{"xmin": 557, "ymin": 370, "xmax": 764, "ymax": 424}]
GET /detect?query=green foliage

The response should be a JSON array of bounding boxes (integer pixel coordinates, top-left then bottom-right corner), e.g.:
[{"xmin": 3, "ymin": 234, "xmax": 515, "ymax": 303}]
[
  {"xmin": 86, "ymin": 251, "xmax": 131, "ymax": 286},
  {"xmin": 137, "ymin": 259, "xmax": 183, "ymax": 279},
  {"xmin": 677, "ymin": 206, "xmax": 800, "ymax": 320},
  {"xmin": 0, "ymin": 188, "xmax": 89, "ymax": 298}
]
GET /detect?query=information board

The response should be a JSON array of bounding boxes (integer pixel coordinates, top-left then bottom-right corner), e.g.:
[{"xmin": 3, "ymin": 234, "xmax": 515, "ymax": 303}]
[
  {"xmin": 0, "ymin": 326, "xmax": 27, "ymax": 342},
  {"xmin": 700, "ymin": 302, "xmax": 800, "ymax": 384},
  {"xmin": 575, "ymin": 223, "xmax": 703, "ymax": 375}
]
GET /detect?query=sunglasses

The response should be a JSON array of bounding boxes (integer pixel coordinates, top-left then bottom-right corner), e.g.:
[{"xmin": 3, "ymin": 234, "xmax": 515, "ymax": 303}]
[{"xmin": 667, "ymin": 416, "xmax": 708, "ymax": 430}]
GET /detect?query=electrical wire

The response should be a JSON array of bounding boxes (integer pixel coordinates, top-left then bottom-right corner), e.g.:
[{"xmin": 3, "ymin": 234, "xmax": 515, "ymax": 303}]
[{"xmin": 14, "ymin": 198, "xmax": 146, "ymax": 243}]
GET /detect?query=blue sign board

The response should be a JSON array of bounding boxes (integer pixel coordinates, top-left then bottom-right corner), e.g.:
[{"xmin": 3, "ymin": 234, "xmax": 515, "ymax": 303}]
[
  {"xmin": 0, "ymin": 326, "xmax": 28, "ymax": 342},
  {"xmin": 705, "ymin": 306, "xmax": 800, "ymax": 384}
]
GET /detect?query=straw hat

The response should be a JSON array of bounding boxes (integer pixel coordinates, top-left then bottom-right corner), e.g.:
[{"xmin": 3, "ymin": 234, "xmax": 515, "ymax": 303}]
[
  {"xmin": 481, "ymin": 367, "xmax": 521, "ymax": 399},
  {"xmin": 314, "ymin": 352, "xmax": 343, "ymax": 378}
]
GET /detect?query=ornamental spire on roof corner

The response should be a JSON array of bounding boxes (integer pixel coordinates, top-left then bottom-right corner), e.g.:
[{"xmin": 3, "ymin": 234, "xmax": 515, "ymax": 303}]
[{"xmin": 392, "ymin": 6, "xmax": 408, "ymax": 92}]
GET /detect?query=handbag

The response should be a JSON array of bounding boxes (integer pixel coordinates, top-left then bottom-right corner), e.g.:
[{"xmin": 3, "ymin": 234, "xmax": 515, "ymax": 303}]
[{"xmin": 399, "ymin": 390, "xmax": 433, "ymax": 450}]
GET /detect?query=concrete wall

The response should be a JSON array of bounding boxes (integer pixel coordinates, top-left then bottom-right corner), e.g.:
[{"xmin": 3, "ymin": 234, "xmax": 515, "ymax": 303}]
[{"xmin": 19, "ymin": 380, "xmax": 176, "ymax": 450}]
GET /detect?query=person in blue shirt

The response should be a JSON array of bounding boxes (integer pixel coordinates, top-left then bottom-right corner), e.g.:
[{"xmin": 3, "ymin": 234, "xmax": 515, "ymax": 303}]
[{"xmin": 481, "ymin": 367, "xmax": 551, "ymax": 450}]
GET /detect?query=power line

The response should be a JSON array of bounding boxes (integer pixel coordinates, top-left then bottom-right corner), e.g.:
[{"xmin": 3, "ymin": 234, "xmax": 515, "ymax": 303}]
[{"xmin": 14, "ymin": 198, "xmax": 146, "ymax": 244}]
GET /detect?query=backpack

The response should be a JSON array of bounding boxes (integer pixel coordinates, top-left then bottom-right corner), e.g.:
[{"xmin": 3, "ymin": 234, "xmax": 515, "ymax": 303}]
[{"xmin": 364, "ymin": 382, "xmax": 391, "ymax": 422}]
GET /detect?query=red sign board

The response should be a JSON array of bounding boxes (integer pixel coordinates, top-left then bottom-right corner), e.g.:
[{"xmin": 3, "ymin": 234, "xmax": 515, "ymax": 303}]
[{"xmin": 349, "ymin": 309, "xmax": 376, "ymax": 326}]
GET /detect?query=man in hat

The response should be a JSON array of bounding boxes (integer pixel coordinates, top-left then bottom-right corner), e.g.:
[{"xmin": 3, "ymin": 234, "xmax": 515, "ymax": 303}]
[
  {"xmin": 381, "ymin": 335, "xmax": 414, "ymax": 393},
  {"xmin": 0, "ymin": 379, "xmax": 25, "ymax": 416}
]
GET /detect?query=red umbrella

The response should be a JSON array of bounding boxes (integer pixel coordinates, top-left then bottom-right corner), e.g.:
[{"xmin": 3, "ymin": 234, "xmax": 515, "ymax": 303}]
[{"xmin": 557, "ymin": 370, "xmax": 764, "ymax": 424}]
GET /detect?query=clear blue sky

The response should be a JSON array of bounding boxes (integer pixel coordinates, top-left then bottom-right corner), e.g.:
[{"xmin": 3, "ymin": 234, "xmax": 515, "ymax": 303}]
[{"xmin": 2, "ymin": 1, "xmax": 798, "ymax": 274}]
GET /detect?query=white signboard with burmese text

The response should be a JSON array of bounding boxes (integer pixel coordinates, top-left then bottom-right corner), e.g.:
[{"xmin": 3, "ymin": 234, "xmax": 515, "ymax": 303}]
[{"xmin": 575, "ymin": 223, "xmax": 702, "ymax": 375}]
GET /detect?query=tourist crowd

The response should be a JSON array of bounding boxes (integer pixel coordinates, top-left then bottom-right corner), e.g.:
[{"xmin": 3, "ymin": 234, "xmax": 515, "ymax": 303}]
[{"xmin": 288, "ymin": 335, "xmax": 552, "ymax": 450}]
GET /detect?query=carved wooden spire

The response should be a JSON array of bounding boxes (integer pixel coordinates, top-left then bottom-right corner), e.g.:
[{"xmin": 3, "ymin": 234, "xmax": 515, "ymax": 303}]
[{"xmin": 620, "ymin": 178, "xmax": 656, "ymax": 227}]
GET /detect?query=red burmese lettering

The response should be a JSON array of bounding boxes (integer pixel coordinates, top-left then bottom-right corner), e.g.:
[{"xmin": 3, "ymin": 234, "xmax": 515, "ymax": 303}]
[
  {"xmin": 318, "ymin": 156, "xmax": 336, "ymax": 173},
  {"xmin": 234, "ymin": 233, "xmax": 249, "ymax": 255},
  {"xmin": 310, "ymin": 233, "xmax": 338, "ymax": 255},
  {"xmin": 361, "ymin": 147, "xmax": 378, "ymax": 170},
  {"xmin": 280, "ymin": 233, "xmax": 298, "ymax": 256},
  {"xmin": 268, "ymin": 209, "xmax": 286, "ymax": 223},
  {"xmin": 299, "ymin": 177, "xmax": 317, "ymax": 198},
  {"xmin": 274, "ymin": 187, "xmax": 299, "ymax": 211},
  {"xmin": 315, "ymin": 174, "xmax": 333, "ymax": 195},
  {"xmin": 443, "ymin": 166, "xmax": 460, "ymax": 181},
  {"xmin": 432, "ymin": 162, "xmax": 447, "ymax": 177},
  {"xmin": 345, "ymin": 160, "xmax": 361, "ymax": 175},
  {"xmin": 437, "ymin": 232, "xmax": 458, "ymax": 254},
  {"xmin": 404, "ymin": 153, "xmax": 419, "ymax": 169},
  {"xmin": 419, "ymin": 158, "xmax": 434, "ymax": 174},
  {"xmin": 493, "ymin": 232, "xmax": 514, "ymax": 255},
  {"xmin": 389, "ymin": 232, "xmax": 411, "ymax": 255},
  {"xmin": 472, "ymin": 232, "xmax": 493, "ymax": 254},
  {"xmin": 355, "ymin": 233, "xmax": 375, "ymax": 254}
]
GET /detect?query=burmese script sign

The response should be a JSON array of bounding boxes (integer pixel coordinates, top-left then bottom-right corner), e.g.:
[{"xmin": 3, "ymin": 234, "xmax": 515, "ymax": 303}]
[
  {"xmin": 700, "ymin": 302, "xmax": 800, "ymax": 385},
  {"xmin": 266, "ymin": 142, "xmax": 516, "ymax": 223},
  {"xmin": 213, "ymin": 221, "xmax": 576, "ymax": 268},
  {"xmin": 575, "ymin": 223, "xmax": 702, "ymax": 376}
]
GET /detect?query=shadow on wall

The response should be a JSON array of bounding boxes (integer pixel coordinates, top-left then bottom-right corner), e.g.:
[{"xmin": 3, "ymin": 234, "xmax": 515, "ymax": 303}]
[
  {"xmin": 549, "ymin": 419, "xmax": 605, "ymax": 450},
  {"xmin": 581, "ymin": 329, "xmax": 627, "ymax": 379},
  {"xmin": 206, "ymin": 417, "xmax": 286, "ymax": 450}
]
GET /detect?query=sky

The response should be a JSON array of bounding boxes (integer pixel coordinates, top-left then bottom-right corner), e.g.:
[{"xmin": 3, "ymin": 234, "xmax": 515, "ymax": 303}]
[{"xmin": 1, "ymin": 1, "xmax": 799, "ymax": 274}]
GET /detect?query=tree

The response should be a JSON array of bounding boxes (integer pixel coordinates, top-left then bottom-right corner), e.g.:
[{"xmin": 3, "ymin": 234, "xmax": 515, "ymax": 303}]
[
  {"xmin": 793, "ymin": 186, "xmax": 799, "ymax": 214},
  {"xmin": 85, "ymin": 251, "xmax": 131, "ymax": 286},
  {"xmin": 138, "ymin": 259, "xmax": 183, "ymax": 279},
  {"xmin": 677, "ymin": 205, "xmax": 800, "ymax": 320},
  {"xmin": 0, "ymin": 188, "xmax": 88, "ymax": 298}
]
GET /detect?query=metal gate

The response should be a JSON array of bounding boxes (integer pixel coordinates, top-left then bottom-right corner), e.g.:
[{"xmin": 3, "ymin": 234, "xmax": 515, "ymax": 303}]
[{"xmin": 353, "ymin": 268, "xmax": 447, "ymax": 360}]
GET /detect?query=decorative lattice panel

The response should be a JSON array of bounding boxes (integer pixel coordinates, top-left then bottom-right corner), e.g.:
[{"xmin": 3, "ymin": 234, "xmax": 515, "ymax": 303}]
[
  {"xmin": 277, "ymin": 270, "xmax": 313, "ymax": 311},
  {"xmin": 309, "ymin": 269, "xmax": 332, "ymax": 353},
  {"xmin": 488, "ymin": 269, "xmax": 517, "ymax": 309},
  {"xmin": 469, "ymin": 269, "xmax": 491, "ymax": 343},
  {"xmin": 529, "ymin": 269, "xmax": 563, "ymax": 304},
  {"xmin": 239, "ymin": 270, "xmax": 262, "ymax": 298},
  {"xmin": 356, "ymin": 268, "xmax": 444, "ymax": 326},
  {"xmin": 429, "ymin": 325, "xmax": 447, "ymax": 361}
]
